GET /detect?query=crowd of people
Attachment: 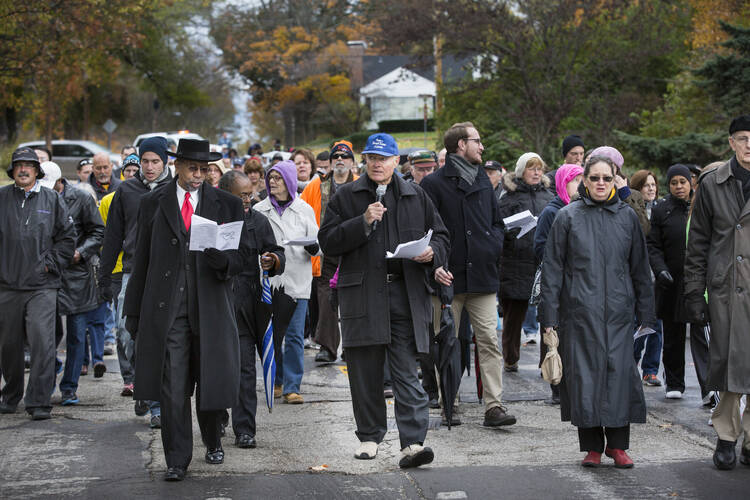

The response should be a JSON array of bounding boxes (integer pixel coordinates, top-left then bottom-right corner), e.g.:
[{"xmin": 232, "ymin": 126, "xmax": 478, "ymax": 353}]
[{"xmin": 0, "ymin": 114, "xmax": 749, "ymax": 481}]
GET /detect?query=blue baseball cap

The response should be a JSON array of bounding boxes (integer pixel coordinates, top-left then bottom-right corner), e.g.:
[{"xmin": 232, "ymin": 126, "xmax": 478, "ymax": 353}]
[{"xmin": 362, "ymin": 133, "xmax": 399, "ymax": 157}]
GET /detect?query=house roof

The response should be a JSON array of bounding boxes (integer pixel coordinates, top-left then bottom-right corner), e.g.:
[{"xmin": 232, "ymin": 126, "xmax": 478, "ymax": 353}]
[
  {"xmin": 362, "ymin": 55, "xmax": 470, "ymax": 87},
  {"xmin": 360, "ymin": 67, "xmax": 435, "ymax": 98}
]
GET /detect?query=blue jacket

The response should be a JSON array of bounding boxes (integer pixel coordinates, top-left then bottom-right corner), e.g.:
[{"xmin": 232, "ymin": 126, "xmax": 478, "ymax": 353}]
[{"xmin": 534, "ymin": 196, "xmax": 566, "ymax": 264}]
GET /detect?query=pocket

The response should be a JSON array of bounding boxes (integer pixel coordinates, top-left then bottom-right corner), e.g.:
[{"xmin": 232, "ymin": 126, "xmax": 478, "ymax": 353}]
[{"xmin": 337, "ymin": 272, "xmax": 366, "ymax": 319}]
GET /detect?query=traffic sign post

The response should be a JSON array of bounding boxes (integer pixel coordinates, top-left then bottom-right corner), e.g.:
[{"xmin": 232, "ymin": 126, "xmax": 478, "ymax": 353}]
[{"xmin": 102, "ymin": 119, "xmax": 117, "ymax": 151}]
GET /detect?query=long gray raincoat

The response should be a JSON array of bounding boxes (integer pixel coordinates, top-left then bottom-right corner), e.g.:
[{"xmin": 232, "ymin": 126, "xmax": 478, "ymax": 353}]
[
  {"xmin": 685, "ymin": 159, "xmax": 750, "ymax": 394},
  {"xmin": 539, "ymin": 192, "xmax": 655, "ymax": 428}
]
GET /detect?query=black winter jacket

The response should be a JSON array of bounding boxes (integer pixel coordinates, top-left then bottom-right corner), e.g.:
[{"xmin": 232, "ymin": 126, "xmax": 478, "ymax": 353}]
[
  {"xmin": 647, "ymin": 194, "xmax": 690, "ymax": 319},
  {"xmin": 420, "ymin": 154, "xmax": 503, "ymax": 294},
  {"xmin": 58, "ymin": 180, "xmax": 105, "ymax": 315},
  {"xmin": 100, "ymin": 171, "xmax": 172, "ymax": 277},
  {"xmin": 0, "ymin": 184, "xmax": 76, "ymax": 290},
  {"xmin": 497, "ymin": 172, "xmax": 554, "ymax": 300},
  {"xmin": 87, "ymin": 172, "xmax": 121, "ymax": 202}
]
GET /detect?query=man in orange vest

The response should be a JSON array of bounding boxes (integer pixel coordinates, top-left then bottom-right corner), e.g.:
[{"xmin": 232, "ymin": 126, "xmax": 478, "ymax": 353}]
[{"xmin": 300, "ymin": 142, "xmax": 358, "ymax": 362}]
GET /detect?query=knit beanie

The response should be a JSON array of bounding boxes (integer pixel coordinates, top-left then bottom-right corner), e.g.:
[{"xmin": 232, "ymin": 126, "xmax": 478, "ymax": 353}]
[
  {"xmin": 139, "ymin": 137, "xmax": 169, "ymax": 166},
  {"xmin": 666, "ymin": 164, "xmax": 691, "ymax": 185},
  {"xmin": 589, "ymin": 146, "xmax": 624, "ymax": 170},
  {"xmin": 515, "ymin": 152, "xmax": 543, "ymax": 177},
  {"xmin": 562, "ymin": 135, "xmax": 584, "ymax": 158}
]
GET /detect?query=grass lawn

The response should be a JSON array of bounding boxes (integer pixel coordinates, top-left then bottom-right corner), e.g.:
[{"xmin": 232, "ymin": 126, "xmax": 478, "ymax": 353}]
[{"xmin": 300, "ymin": 131, "xmax": 441, "ymax": 154}]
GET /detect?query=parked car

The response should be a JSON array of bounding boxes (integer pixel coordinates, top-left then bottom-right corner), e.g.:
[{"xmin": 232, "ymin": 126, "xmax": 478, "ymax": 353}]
[
  {"xmin": 133, "ymin": 130, "xmax": 205, "ymax": 149},
  {"xmin": 18, "ymin": 140, "xmax": 120, "ymax": 179}
]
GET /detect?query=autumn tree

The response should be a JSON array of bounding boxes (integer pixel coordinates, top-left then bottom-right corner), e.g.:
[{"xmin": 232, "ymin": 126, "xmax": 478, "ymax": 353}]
[{"xmin": 211, "ymin": 0, "xmax": 371, "ymax": 147}]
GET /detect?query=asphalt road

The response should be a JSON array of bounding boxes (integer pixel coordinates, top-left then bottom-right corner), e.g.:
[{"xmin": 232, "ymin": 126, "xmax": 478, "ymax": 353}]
[{"xmin": 1, "ymin": 331, "xmax": 747, "ymax": 499}]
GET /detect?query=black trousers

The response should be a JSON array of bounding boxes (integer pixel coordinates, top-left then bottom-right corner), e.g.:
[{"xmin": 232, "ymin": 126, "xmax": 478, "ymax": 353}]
[
  {"xmin": 662, "ymin": 319, "xmax": 710, "ymax": 396},
  {"xmin": 231, "ymin": 296, "xmax": 271, "ymax": 438},
  {"xmin": 501, "ymin": 298, "xmax": 528, "ymax": 366},
  {"xmin": 578, "ymin": 425, "xmax": 630, "ymax": 452},
  {"xmin": 345, "ymin": 281, "xmax": 428, "ymax": 449},
  {"xmin": 160, "ymin": 308, "xmax": 222, "ymax": 469}
]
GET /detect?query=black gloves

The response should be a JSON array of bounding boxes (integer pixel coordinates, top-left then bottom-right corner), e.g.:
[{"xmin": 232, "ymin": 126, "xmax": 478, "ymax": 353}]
[
  {"xmin": 98, "ymin": 276, "xmax": 113, "ymax": 303},
  {"xmin": 125, "ymin": 316, "xmax": 139, "ymax": 339},
  {"xmin": 656, "ymin": 270, "xmax": 674, "ymax": 287},
  {"xmin": 204, "ymin": 248, "xmax": 229, "ymax": 272},
  {"xmin": 684, "ymin": 292, "xmax": 708, "ymax": 325},
  {"xmin": 304, "ymin": 243, "xmax": 320, "ymax": 256}
]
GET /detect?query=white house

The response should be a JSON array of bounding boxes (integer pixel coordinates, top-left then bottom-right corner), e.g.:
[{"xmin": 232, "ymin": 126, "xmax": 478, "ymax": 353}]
[{"xmin": 359, "ymin": 67, "xmax": 435, "ymax": 130}]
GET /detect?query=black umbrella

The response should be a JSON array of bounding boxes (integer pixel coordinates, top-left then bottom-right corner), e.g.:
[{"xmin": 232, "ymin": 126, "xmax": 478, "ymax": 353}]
[{"xmin": 433, "ymin": 285, "xmax": 462, "ymax": 429}]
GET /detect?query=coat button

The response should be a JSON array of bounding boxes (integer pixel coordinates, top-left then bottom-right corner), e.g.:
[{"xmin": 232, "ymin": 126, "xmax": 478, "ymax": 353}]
[
  {"xmin": 467, "ymin": 262, "xmax": 473, "ymax": 268},
  {"xmin": 185, "ymin": 264, "xmax": 190, "ymax": 270},
  {"xmin": 738, "ymin": 256, "xmax": 743, "ymax": 262},
  {"xmin": 485, "ymin": 231, "xmax": 490, "ymax": 236},
  {"xmin": 164, "ymin": 270, "xmax": 171, "ymax": 277},
  {"xmin": 179, "ymin": 287, "xmax": 184, "ymax": 292},
  {"xmin": 737, "ymin": 224, "xmax": 742, "ymax": 230},
  {"xmin": 158, "ymin": 302, "xmax": 165, "ymax": 308},
  {"xmin": 171, "ymin": 238, "xmax": 177, "ymax": 245},
  {"xmin": 736, "ymin": 287, "xmax": 743, "ymax": 294},
  {"xmin": 467, "ymin": 230, "xmax": 472, "ymax": 236}
]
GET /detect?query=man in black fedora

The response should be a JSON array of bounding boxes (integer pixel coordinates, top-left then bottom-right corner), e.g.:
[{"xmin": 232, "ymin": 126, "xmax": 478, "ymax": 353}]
[{"xmin": 124, "ymin": 139, "xmax": 252, "ymax": 481}]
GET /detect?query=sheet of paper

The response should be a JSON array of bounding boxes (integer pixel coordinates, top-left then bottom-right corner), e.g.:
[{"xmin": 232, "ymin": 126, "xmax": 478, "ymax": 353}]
[
  {"xmin": 386, "ymin": 229, "xmax": 433, "ymax": 259},
  {"xmin": 282, "ymin": 237, "xmax": 318, "ymax": 246},
  {"xmin": 189, "ymin": 214, "xmax": 243, "ymax": 251},
  {"xmin": 633, "ymin": 326, "xmax": 656, "ymax": 340},
  {"xmin": 503, "ymin": 209, "xmax": 537, "ymax": 239}
]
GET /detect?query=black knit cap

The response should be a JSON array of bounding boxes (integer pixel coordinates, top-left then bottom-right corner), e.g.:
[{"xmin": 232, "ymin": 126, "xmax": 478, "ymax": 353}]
[
  {"xmin": 666, "ymin": 164, "xmax": 692, "ymax": 185},
  {"xmin": 729, "ymin": 115, "xmax": 750, "ymax": 135},
  {"xmin": 562, "ymin": 135, "xmax": 584, "ymax": 158}
]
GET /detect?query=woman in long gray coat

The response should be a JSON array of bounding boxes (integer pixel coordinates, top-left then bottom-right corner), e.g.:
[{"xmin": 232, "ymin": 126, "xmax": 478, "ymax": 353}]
[{"xmin": 540, "ymin": 155, "xmax": 655, "ymax": 469}]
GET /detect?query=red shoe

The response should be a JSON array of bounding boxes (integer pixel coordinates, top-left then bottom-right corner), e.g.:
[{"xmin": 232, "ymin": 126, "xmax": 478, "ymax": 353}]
[
  {"xmin": 121, "ymin": 384, "xmax": 134, "ymax": 397},
  {"xmin": 605, "ymin": 447, "xmax": 634, "ymax": 468},
  {"xmin": 581, "ymin": 451, "xmax": 601, "ymax": 467}
]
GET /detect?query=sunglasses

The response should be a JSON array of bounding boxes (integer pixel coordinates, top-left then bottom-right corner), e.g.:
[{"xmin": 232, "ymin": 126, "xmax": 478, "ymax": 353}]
[
  {"xmin": 331, "ymin": 153, "xmax": 351, "ymax": 160},
  {"xmin": 588, "ymin": 175, "xmax": 614, "ymax": 183}
]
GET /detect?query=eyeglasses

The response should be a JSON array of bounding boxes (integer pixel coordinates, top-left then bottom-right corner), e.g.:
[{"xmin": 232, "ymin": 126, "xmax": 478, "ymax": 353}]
[
  {"xmin": 186, "ymin": 166, "xmax": 210, "ymax": 174},
  {"xmin": 526, "ymin": 166, "xmax": 544, "ymax": 173},
  {"xmin": 464, "ymin": 137, "xmax": 482, "ymax": 145},
  {"xmin": 238, "ymin": 192, "xmax": 253, "ymax": 200},
  {"xmin": 267, "ymin": 174, "xmax": 283, "ymax": 182},
  {"xmin": 732, "ymin": 135, "xmax": 750, "ymax": 146},
  {"xmin": 588, "ymin": 175, "xmax": 614, "ymax": 183},
  {"xmin": 331, "ymin": 154, "xmax": 351, "ymax": 160}
]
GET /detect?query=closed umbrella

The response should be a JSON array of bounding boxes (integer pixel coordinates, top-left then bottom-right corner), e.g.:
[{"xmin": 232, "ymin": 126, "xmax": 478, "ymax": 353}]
[{"xmin": 435, "ymin": 285, "xmax": 462, "ymax": 429}]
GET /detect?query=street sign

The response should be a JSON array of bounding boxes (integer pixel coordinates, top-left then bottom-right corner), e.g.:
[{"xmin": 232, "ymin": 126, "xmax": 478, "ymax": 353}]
[{"xmin": 102, "ymin": 119, "xmax": 117, "ymax": 134}]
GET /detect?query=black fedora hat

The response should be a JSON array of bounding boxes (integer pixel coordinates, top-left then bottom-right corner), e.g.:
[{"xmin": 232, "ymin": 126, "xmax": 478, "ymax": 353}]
[{"xmin": 168, "ymin": 139, "xmax": 222, "ymax": 162}]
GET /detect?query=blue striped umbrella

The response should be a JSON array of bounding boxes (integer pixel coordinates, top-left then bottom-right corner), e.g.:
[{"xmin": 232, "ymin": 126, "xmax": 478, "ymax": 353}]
[{"xmin": 261, "ymin": 271, "xmax": 276, "ymax": 412}]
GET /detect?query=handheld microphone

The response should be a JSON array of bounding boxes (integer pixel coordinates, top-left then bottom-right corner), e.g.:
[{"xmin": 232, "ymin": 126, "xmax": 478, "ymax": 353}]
[{"xmin": 372, "ymin": 184, "xmax": 387, "ymax": 232}]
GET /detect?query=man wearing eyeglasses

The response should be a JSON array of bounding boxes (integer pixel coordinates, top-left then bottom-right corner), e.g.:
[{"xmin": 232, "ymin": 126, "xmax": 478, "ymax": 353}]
[
  {"xmin": 407, "ymin": 150, "xmax": 438, "ymax": 185},
  {"xmin": 420, "ymin": 122, "xmax": 516, "ymax": 428},
  {"xmin": 124, "ymin": 138, "xmax": 252, "ymax": 481},
  {"xmin": 301, "ymin": 142, "xmax": 359, "ymax": 363},
  {"xmin": 685, "ymin": 114, "xmax": 750, "ymax": 471}
]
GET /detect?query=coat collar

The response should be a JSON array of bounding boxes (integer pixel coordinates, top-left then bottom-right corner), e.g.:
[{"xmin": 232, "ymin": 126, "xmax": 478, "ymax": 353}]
[
  {"xmin": 351, "ymin": 173, "xmax": 417, "ymax": 196},
  {"xmin": 442, "ymin": 154, "xmax": 488, "ymax": 194},
  {"xmin": 715, "ymin": 159, "xmax": 733, "ymax": 184},
  {"xmin": 158, "ymin": 178, "xmax": 217, "ymax": 238}
]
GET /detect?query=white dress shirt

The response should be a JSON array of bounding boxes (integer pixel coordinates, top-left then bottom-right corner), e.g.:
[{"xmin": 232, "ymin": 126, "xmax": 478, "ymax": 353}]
[{"xmin": 176, "ymin": 183, "xmax": 199, "ymax": 212}]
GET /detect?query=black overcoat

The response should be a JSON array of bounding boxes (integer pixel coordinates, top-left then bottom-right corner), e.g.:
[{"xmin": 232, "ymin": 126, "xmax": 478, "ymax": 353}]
[
  {"xmin": 539, "ymin": 194, "xmax": 655, "ymax": 428},
  {"xmin": 419, "ymin": 154, "xmax": 503, "ymax": 294},
  {"xmin": 318, "ymin": 174, "xmax": 450, "ymax": 354},
  {"xmin": 124, "ymin": 179, "xmax": 251, "ymax": 410}
]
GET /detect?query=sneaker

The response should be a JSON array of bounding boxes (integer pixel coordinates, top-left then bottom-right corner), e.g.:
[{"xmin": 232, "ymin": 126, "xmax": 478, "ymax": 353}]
[
  {"xmin": 134, "ymin": 400, "xmax": 149, "ymax": 416},
  {"xmin": 525, "ymin": 334, "xmax": 537, "ymax": 345},
  {"xmin": 399, "ymin": 444, "xmax": 434, "ymax": 468},
  {"xmin": 121, "ymin": 384, "xmax": 134, "ymax": 397},
  {"xmin": 642, "ymin": 374, "xmax": 662, "ymax": 386},
  {"xmin": 103, "ymin": 342, "xmax": 115, "ymax": 356},
  {"xmin": 150, "ymin": 415, "xmax": 161, "ymax": 429},
  {"xmin": 605, "ymin": 448, "xmax": 634, "ymax": 468},
  {"xmin": 504, "ymin": 363, "xmax": 518, "ymax": 373},
  {"xmin": 31, "ymin": 408, "xmax": 51, "ymax": 420},
  {"xmin": 283, "ymin": 393, "xmax": 304, "ymax": 404},
  {"xmin": 61, "ymin": 392, "xmax": 79, "ymax": 406},
  {"xmin": 665, "ymin": 390, "xmax": 683, "ymax": 399},
  {"xmin": 315, "ymin": 348, "xmax": 336, "ymax": 363},
  {"xmin": 483, "ymin": 405, "xmax": 517, "ymax": 427},
  {"xmin": 93, "ymin": 362, "xmax": 106, "ymax": 378},
  {"xmin": 702, "ymin": 391, "xmax": 717, "ymax": 408},
  {"xmin": 354, "ymin": 441, "xmax": 378, "ymax": 460},
  {"xmin": 581, "ymin": 451, "xmax": 601, "ymax": 467}
]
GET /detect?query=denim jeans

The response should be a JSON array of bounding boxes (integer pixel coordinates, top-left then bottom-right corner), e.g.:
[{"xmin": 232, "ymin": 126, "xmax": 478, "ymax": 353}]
[
  {"xmin": 103, "ymin": 301, "xmax": 116, "ymax": 344},
  {"xmin": 522, "ymin": 304, "xmax": 539, "ymax": 334},
  {"xmin": 281, "ymin": 299, "xmax": 308, "ymax": 395},
  {"xmin": 60, "ymin": 302, "xmax": 108, "ymax": 394},
  {"xmin": 116, "ymin": 273, "xmax": 135, "ymax": 384},
  {"xmin": 634, "ymin": 320, "xmax": 663, "ymax": 376}
]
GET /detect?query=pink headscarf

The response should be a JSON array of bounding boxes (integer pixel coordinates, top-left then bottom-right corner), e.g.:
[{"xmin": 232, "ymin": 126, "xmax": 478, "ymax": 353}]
[{"xmin": 555, "ymin": 163, "xmax": 584, "ymax": 205}]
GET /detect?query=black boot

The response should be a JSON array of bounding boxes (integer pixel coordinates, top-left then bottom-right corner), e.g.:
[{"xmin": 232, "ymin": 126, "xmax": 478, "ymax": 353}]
[
  {"xmin": 740, "ymin": 447, "xmax": 750, "ymax": 466},
  {"xmin": 713, "ymin": 439, "xmax": 737, "ymax": 470}
]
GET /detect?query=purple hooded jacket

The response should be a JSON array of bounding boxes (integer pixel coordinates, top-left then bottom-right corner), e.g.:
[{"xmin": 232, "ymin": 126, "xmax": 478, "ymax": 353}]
[{"xmin": 265, "ymin": 160, "xmax": 298, "ymax": 216}]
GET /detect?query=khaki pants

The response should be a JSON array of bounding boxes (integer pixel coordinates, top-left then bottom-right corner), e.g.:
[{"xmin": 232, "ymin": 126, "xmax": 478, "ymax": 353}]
[
  {"xmin": 446, "ymin": 293, "xmax": 504, "ymax": 411},
  {"xmin": 713, "ymin": 391, "xmax": 750, "ymax": 449}
]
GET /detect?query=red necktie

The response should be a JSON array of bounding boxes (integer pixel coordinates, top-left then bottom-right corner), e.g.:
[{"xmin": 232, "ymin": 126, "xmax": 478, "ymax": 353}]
[{"xmin": 181, "ymin": 191, "xmax": 193, "ymax": 231}]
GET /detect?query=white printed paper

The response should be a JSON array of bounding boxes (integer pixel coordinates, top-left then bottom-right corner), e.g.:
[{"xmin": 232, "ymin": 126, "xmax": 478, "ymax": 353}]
[
  {"xmin": 386, "ymin": 229, "xmax": 433, "ymax": 259},
  {"xmin": 282, "ymin": 237, "xmax": 318, "ymax": 246},
  {"xmin": 634, "ymin": 326, "xmax": 657, "ymax": 340},
  {"xmin": 188, "ymin": 214, "xmax": 244, "ymax": 251},
  {"xmin": 503, "ymin": 210, "xmax": 537, "ymax": 239}
]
